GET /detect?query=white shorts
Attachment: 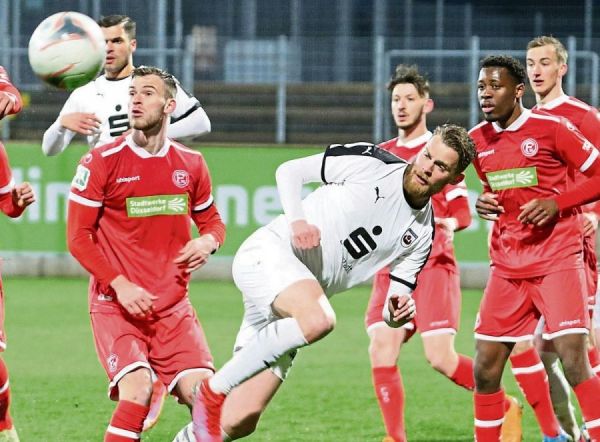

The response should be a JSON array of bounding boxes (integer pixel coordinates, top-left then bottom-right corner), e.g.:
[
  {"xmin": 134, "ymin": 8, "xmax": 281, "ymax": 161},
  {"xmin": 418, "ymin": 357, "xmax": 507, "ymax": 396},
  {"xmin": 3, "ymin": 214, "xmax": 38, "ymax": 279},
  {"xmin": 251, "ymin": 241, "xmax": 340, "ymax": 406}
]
[{"xmin": 231, "ymin": 226, "xmax": 315, "ymax": 379}]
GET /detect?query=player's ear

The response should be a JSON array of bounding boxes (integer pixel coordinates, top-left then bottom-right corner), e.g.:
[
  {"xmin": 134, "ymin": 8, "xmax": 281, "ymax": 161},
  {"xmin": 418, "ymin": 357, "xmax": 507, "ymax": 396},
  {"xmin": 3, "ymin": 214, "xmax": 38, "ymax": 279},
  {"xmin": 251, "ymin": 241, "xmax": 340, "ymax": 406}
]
[
  {"xmin": 450, "ymin": 172, "xmax": 465, "ymax": 185},
  {"xmin": 164, "ymin": 98, "xmax": 176, "ymax": 114},
  {"xmin": 559, "ymin": 63, "xmax": 568, "ymax": 77},
  {"xmin": 130, "ymin": 38, "xmax": 137, "ymax": 53},
  {"xmin": 515, "ymin": 82, "xmax": 525, "ymax": 99},
  {"xmin": 424, "ymin": 98, "xmax": 434, "ymax": 114}
]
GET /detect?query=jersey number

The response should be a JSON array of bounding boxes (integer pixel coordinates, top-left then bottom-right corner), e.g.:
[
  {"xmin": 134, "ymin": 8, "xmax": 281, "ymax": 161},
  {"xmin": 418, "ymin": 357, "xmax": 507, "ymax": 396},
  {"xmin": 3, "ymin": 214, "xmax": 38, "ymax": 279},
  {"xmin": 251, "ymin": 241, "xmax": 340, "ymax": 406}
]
[
  {"xmin": 343, "ymin": 226, "xmax": 381, "ymax": 259},
  {"xmin": 109, "ymin": 114, "xmax": 130, "ymax": 136}
]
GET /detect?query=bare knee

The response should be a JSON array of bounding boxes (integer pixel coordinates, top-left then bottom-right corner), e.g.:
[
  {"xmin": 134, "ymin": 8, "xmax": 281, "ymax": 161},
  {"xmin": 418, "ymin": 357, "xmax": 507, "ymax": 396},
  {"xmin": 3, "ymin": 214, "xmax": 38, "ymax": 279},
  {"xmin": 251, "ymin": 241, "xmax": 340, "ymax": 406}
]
[
  {"xmin": 368, "ymin": 328, "xmax": 404, "ymax": 367},
  {"xmin": 424, "ymin": 347, "xmax": 456, "ymax": 376},
  {"xmin": 224, "ymin": 407, "xmax": 262, "ymax": 439},
  {"xmin": 118, "ymin": 368, "xmax": 153, "ymax": 405},
  {"xmin": 554, "ymin": 334, "xmax": 592, "ymax": 386},
  {"xmin": 299, "ymin": 306, "xmax": 336, "ymax": 343},
  {"xmin": 474, "ymin": 341, "xmax": 512, "ymax": 393}
]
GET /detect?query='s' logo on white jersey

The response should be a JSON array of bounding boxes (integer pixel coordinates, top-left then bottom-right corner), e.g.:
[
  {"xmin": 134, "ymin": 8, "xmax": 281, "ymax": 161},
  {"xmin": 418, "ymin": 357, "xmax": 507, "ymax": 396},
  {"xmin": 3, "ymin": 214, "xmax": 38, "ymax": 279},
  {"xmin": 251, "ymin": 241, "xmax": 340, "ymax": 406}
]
[
  {"xmin": 401, "ymin": 228, "xmax": 417, "ymax": 247},
  {"xmin": 520, "ymin": 138, "xmax": 539, "ymax": 157},
  {"xmin": 172, "ymin": 170, "xmax": 190, "ymax": 188}
]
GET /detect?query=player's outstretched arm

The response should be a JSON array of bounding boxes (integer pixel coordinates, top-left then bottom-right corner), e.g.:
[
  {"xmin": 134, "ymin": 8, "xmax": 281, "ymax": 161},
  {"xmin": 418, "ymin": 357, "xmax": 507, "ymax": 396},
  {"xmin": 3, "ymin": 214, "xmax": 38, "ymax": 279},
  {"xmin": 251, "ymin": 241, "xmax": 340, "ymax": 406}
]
[
  {"xmin": 0, "ymin": 182, "xmax": 35, "ymax": 218},
  {"xmin": 167, "ymin": 106, "xmax": 211, "ymax": 139},
  {"xmin": 42, "ymin": 113, "xmax": 100, "ymax": 156},
  {"xmin": 0, "ymin": 66, "xmax": 23, "ymax": 119}
]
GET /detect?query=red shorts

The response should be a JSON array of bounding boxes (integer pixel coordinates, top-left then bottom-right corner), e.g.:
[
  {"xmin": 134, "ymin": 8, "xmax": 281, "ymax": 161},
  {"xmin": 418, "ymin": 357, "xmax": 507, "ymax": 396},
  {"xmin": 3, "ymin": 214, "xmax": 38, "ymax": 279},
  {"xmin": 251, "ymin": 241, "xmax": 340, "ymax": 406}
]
[
  {"xmin": 365, "ymin": 267, "xmax": 461, "ymax": 341},
  {"xmin": 583, "ymin": 236, "xmax": 598, "ymax": 308},
  {"xmin": 91, "ymin": 302, "xmax": 214, "ymax": 399},
  {"xmin": 475, "ymin": 268, "xmax": 589, "ymax": 342},
  {"xmin": 0, "ymin": 269, "xmax": 5, "ymax": 351}
]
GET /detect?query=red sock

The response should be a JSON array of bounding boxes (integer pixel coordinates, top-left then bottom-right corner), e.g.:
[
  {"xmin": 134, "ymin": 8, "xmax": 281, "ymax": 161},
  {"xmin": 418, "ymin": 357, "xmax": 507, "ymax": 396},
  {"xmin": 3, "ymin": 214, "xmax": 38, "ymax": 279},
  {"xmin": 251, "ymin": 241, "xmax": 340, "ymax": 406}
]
[
  {"xmin": 0, "ymin": 358, "xmax": 12, "ymax": 431},
  {"xmin": 449, "ymin": 354, "xmax": 475, "ymax": 390},
  {"xmin": 104, "ymin": 400, "xmax": 149, "ymax": 441},
  {"xmin": 573, "ymin": 375, "xmax": 600, "ymax": 441},
  {"xmin": 588, "ymin": 347, "xmax": 600, "ymax": 376},
  {"xmin": 510, "ymin": 347, "xmax": 560, "ymax": 437},
  {"xmin": 474, "ymin": 389, "xmax": 505, "ymax": 441},
  {"xmin": 372, "ymin": 366, "xmax": 405, "ymax": 442}
]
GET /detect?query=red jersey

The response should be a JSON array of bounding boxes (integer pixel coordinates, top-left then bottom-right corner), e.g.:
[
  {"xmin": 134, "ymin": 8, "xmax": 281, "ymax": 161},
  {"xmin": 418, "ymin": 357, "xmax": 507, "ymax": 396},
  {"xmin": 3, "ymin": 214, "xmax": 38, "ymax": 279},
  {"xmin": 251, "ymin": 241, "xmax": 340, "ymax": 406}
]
[
  {"xmin": 470, "ymin": 109, "xmax": 600, "ymax": 278},
  {"xmin": 68, "ymin": 135, "xmax": 225, "ymax": 315},
  {"xmin": 0, "ymin": 66, "xmax": 23, "ymax": 115},
  {"xmin": 535, "ymin": 94, "xmax": 600, "ymax": 289},
  {"xmin": 379, "ymin": 132, "xmax": 471, "ymax": 272},
  {"xmin": 0, "ymin": 66, "xmax": 23, "ymax": 218}
]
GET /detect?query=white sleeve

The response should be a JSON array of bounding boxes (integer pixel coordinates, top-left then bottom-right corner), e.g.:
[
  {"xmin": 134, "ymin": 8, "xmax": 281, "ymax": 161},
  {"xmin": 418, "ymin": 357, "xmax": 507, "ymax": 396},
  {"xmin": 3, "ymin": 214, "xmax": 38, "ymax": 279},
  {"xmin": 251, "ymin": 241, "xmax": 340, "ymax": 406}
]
[
  {"xmin": 42, "ymin": 120, "xmax": 76, "ymax": 156},
  {"xmin": 41, "ymin": 90, "xmax": 82, "ymax": 156},
  {"xmin": 275, "ymin": 153, "xmax": 324, "ymax": 223},
  {"xmin": 167, "ymin": 106, "xmax": 211, "ymax": 139},
  {"xmin": 167, "ymin": 80, "xmax": 211, "ymax": 139}
]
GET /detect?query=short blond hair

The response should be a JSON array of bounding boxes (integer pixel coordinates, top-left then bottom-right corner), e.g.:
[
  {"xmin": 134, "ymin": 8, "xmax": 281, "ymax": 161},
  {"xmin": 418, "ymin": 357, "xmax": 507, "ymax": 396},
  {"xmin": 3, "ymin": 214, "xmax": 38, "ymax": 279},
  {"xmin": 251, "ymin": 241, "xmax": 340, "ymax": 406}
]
[{"xmin": 527, "ymin": 36, "xmax": 568, "ymax": 64}]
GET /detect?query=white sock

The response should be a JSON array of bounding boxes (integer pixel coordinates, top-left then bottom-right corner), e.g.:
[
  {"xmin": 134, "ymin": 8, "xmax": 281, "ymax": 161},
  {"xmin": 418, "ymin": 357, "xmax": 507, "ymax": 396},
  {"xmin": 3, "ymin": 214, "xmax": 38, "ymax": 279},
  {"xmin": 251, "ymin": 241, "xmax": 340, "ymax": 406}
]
[
  {"xmin": 209, "ymin": 317, "xmax": 308, "ymax": 394},
  {"xmin": 541, "ymin": 351, "xmax": 580, "ymax": 439},
  {"xmin": 171, "ymin": 422, "xmax": 194, "ymax": 442}
]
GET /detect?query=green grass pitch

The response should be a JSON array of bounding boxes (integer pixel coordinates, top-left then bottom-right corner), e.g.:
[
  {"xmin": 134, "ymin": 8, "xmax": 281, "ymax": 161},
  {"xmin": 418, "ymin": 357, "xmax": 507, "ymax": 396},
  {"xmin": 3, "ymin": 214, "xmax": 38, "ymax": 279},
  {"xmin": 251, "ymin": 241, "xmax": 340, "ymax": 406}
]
[{"xmin": 3, "ymin": 277, "xmax": 546, "ymax": 440}]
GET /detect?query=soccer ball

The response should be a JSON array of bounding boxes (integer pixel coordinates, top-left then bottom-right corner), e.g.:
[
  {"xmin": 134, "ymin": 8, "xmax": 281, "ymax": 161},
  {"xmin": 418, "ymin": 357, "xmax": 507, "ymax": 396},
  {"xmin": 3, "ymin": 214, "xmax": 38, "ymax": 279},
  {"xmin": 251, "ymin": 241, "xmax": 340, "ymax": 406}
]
[{"xmin": 28, "ymin": 11, "xmax": 106, "ymax": 90}]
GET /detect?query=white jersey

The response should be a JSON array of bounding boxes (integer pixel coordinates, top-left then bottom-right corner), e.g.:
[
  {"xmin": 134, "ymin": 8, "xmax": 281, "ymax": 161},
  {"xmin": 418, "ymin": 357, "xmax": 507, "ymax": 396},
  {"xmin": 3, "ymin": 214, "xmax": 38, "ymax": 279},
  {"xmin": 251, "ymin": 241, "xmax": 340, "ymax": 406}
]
[
  {"xmin": 43, "ymin": 74, "xmax": 207, "ymax": 154},
  {"xmin": 268, "ymin": 143, "xmax": 434, "ymax": 297}
]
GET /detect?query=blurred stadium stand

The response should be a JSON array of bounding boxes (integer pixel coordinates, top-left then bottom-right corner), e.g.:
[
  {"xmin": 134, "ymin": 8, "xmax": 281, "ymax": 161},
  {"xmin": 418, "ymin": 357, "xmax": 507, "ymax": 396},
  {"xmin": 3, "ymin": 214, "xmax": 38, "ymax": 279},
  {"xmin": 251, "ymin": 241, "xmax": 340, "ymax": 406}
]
[{"xmin": 2, "ymin": 0, "xmax": 600, "ymax": 144}]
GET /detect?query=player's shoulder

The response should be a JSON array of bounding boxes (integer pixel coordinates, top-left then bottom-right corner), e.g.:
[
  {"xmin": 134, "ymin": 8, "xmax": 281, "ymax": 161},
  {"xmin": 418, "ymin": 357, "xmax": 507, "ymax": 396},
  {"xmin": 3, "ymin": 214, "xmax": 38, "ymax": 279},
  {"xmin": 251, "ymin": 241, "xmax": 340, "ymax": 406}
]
[
  {"xmin": 93, "ymin": 136, "xmax": 129, "ymax": 159},
  {"xmin": 170, "ymin": 139, "xmax": 204, "ymax": 158},
  {"xmin": 325, "ymin": 142, "xmax": 405, "ymax": 165},
  {"xmin": 468, "ymin": 120, "xmax": 490, "ymax": 136},
  {"xmin": 528, "ymin": 109, "xmax": 563, "ymax": 126}
]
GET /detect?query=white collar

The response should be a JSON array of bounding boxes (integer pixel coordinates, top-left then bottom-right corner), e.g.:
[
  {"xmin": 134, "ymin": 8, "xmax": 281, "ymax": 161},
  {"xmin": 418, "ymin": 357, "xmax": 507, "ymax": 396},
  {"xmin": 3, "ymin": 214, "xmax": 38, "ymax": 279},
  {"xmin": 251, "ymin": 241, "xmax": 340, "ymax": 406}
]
[
  {"xmin": 537, "ymin": 94, "xmax": 569, "ymax": 110},
  {"xmin": 399, "ymin": 131, "xmax": 433, "ymax": 148},
  {"xmin": 492, "ymin": 108, "xmax": 531, "ymax": 132},
  {"xmin": 126, "ymin": 134, "xmax": 172, "ymax": 158}
]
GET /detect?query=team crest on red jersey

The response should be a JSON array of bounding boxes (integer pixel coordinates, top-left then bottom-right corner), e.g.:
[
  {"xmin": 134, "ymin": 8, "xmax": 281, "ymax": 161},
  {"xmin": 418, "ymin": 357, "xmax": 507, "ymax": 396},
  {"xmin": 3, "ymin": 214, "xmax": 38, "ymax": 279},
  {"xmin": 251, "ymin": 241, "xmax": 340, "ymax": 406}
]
[
  {"xmin": 520, "ymin": 138, "xmax": 538, "ymax": 157},
  {"xmin": 172, "ymin": 170, "xmax": 189, "ymax": 188}
]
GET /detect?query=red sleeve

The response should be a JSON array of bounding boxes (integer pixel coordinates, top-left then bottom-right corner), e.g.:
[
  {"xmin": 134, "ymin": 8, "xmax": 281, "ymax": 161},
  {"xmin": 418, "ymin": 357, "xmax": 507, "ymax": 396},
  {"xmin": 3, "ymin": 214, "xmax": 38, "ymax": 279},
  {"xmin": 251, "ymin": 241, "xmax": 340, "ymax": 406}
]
[
  {"xmin": 578, "ymin": 108, "xmax": 600, "ymax": 148},
  {"xmin": 190, "ymin": 155, "xmax": 226, "ymax": 246},
  {"xmin": 447, "ymin": 196, "xmax": 471, "ymax": 231},
  {"xmin": 192, "ymin": 204, "xmax": 226, "ymax": 247},
  {"xmin": 67, "ymin": 201, "xmax": 121, "ymax": 285},
  {"xmin": 0, "ymin": 66, "xmax": 23, "ymax": 115},
  {"xmin": 67, "ymin": 150, "xmax": 120, "ymax": 285},
  {"xmin": 552, "ymin": 120, "xmax": 600, "ymax": 211},
  {"xmin": 0, "ymin": 144, "xmax": 23, "ymax": 218}
]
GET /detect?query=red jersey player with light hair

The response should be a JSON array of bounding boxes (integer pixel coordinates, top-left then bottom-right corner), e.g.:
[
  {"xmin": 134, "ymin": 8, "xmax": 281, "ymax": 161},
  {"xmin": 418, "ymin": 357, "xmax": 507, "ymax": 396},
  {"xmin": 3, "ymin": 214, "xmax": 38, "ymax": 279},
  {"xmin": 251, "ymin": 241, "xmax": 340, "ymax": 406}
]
[
  {"xmin": 363, "ymin": 65, "xmax": 520, "ymax": 442},
  {"xmin": 498, "ymin": 35, "xmax": 600, "ymax": 441},
  {"xmin": 0, "ymin": 65, "xmax": 36, "ymax": 442},
  {"xmin": 471, "ymin": 55, "xmax": 600, "ymax": 442},
  {"xmin": 67, "ymin": 66, "xmax": 225, "ymax": 442}
]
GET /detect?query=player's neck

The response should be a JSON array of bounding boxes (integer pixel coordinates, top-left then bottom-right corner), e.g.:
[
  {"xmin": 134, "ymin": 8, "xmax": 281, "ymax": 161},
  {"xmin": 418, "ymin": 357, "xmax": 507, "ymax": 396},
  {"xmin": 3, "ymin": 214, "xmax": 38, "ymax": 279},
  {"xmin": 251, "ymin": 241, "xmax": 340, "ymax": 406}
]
[
  {"xmin": 536, "ymin": 85, "xmax": 564, "ymax": 106},
  {"xmin": 105, "ymin": 63, "xmax": 134, "ymax": 80},
  {"xmin": 397, "ymin": 122, "xmax": 427, "ymax": 144},
  {"xmin": 132, "ymin": 128, "xmax": 167, "ymax": 154}
]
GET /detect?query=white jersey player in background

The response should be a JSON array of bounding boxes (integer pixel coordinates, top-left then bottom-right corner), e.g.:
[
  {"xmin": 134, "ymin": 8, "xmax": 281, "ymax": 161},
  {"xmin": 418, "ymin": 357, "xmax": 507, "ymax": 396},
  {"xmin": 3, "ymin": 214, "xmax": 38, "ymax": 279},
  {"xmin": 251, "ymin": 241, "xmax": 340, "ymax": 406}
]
[
  {"xmin": 42, "ymin": 14, "xmax": 210, "ymax": 156},
  {"xmin": 180, "ymin": 124, "xmax": 476, "ymax": 442}
]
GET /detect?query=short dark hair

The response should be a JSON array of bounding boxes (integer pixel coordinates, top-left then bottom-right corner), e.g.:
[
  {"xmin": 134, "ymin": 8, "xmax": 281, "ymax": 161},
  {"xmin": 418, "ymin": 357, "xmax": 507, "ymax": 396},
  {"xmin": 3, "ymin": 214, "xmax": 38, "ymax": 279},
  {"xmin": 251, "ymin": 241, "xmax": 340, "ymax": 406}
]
[
  {"xmin": 98, "ymin": 15, "xmax": 136, "ymax": 40},
  {"xmin": 480, "ymin": 55, "xmax": 526, "ymax": 85},
  {"xmin": 387, "ymin": 64, "xmax": 430, "ymax": 97},
  {"xmin": 132, "ymin": 66, "xmax": 177, "ymax": 99},
  {"xmin": 433, "ymin": 124, "xmax": 475, "ymax": 173}
]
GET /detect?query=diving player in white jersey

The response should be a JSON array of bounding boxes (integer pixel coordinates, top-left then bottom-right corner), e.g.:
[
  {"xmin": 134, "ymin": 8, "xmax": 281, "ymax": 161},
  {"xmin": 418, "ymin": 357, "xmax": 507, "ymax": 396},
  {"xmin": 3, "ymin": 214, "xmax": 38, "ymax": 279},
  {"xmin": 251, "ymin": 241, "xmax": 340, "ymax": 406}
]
[
  {"xmin": 185, "ymin": 124, "xmax": 476, "ymax": 442},
  {"xmin": 42, "ymin": 14, "xmax": 210, "ymax": 156}
]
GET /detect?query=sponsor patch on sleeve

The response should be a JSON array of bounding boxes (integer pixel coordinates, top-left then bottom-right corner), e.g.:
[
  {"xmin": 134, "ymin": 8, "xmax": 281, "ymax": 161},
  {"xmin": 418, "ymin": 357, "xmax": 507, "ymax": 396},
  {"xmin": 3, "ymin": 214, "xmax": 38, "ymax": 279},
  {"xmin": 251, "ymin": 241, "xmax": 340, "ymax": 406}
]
[{"xmin": 72, "ymin": 164, "xmax": 91, "ymax": 191}]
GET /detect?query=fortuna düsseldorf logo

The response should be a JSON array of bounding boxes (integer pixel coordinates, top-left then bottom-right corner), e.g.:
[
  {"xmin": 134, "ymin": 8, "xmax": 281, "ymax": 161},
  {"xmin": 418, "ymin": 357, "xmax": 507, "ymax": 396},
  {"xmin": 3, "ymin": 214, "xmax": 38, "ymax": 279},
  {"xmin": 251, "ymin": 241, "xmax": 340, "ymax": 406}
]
[
  {"xmin": 172, "ymin": 170, "xmax": 190, "ymax": 188},
  {"xmin": 520, "ymin": 138, "xmax": 538, "ymax": 157}
]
